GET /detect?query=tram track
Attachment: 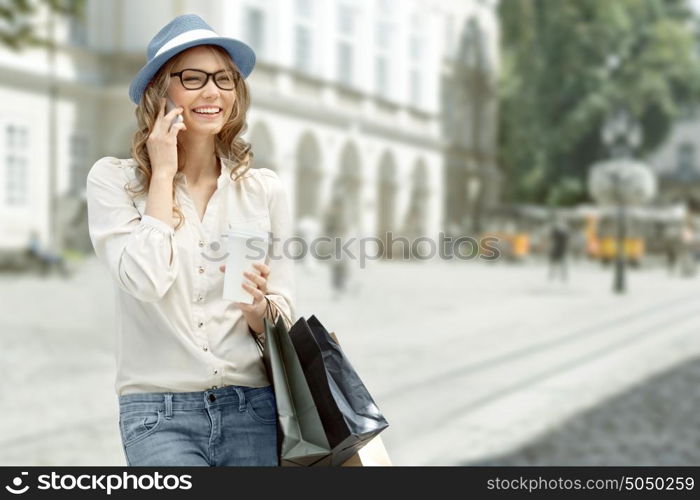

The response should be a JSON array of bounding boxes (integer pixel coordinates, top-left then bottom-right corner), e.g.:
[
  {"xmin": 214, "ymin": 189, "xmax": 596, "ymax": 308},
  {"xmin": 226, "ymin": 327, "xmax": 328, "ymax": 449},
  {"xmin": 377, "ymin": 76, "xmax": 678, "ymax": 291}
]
[{"xmin": 382, "ymin": 291, "xmax": 700, "ymax": 449}]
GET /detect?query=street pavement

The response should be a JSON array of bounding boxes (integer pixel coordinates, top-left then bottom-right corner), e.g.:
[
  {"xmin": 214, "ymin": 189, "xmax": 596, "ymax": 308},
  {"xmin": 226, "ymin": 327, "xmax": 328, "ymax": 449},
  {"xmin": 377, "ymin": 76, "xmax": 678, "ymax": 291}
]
[{"xmin": 0, "ymin": 255, "xmax": 698, "ymax": 466}]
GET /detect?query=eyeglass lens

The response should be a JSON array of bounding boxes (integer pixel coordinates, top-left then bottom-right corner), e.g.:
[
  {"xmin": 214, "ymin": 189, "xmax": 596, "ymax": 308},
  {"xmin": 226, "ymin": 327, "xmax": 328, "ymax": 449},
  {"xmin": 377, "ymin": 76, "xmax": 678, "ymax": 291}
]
[{"xmin": 180, "ymin": 69, "xmax": 236, "ymax": 90}]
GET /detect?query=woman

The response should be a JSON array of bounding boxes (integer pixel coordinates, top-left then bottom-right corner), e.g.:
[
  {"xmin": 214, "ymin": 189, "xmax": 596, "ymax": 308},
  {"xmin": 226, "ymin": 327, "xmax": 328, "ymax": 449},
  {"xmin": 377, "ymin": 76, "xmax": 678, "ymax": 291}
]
[{"xmin": 86, "ymin": 14, "xmax": 294, "ymax": 466}]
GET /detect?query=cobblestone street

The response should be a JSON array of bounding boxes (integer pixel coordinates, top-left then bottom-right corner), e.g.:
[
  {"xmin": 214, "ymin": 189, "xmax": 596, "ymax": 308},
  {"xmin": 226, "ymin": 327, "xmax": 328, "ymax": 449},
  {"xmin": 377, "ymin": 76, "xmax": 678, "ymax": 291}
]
[
  {"xmin": 0, "ymin": 256, "xmax": 698, "ymax": 465},
  {"xmin": 473, "ymin": 357, "xmax": 700, "ymax": 466}
]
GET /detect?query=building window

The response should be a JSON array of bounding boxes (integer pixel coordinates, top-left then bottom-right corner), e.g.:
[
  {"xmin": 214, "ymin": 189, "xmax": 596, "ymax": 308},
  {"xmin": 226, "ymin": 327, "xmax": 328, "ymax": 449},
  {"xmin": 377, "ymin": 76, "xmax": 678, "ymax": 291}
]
[
  {"xmin": 244, "ymin": 7, "xmax": 266, "ymax": 57},
  {"xmin": 337, "ymin": 42, "xmax": 353, "ymax": 86},
  {"xmin": 295, "ymin": 26, "xmax": 312, "ymax": 72},
  {"xmin": 444, "ymin": 15, "xmax": 455, "ymax": 60},
  {"xmin": 336, "ymin": 2, "xmax": 357, "ymax": 86},
  {"xmin": 5, "ymin": 124, "xmax": 29, "ymax": 206},
  {"xmin": 374, "ymin": 2, "xmax": 394, "ymax": 98},
  {"xmin": 338, "ymin": 3, "xmax": 355, "ymax": 36},
  {"xmin": 409, "ymin": 33, "xmax": 422, "ymax": 60},
  {"xmin": 375, "ymin": 20, "xmax": 391, "ymax": 49},
  {"xmin": 409, "ymin": 68, "xmax": 421, "ymax": 105},
  {"xmin": 408, "ymin": 12, "xmax": 424, "ymax": 107},
  {"xmin": 296, "ymin": 0, "xmax": 313, "ymax": 18},
  {"xmin": 294, "ymin": 0, "xmax": 314, "ymax": 73},
  {"xmin": 463, "ymin": 18, "xmax": 488, "ymax": 72},
  {"xmin": 69, "ymin": 134, "xmax": 89, "ymax": 196},
  {"xmin": 375, "ymin": 56, "xmax": 388, "ymax": 97}
]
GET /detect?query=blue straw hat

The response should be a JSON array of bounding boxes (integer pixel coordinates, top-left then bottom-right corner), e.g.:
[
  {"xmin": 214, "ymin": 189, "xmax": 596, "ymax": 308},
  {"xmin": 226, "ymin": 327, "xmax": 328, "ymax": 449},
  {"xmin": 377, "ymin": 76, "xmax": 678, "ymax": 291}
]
[{"xmin": 128, "ymin": 14, "xmax": 256, "ymax": 105}]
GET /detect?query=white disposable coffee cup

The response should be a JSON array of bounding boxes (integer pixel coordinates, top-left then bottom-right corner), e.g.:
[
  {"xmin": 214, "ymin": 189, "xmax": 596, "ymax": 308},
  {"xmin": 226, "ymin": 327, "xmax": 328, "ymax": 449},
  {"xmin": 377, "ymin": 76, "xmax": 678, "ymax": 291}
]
[{"xmin": 223, "ymin": 228, "xmax": 269, "ymax": 304}]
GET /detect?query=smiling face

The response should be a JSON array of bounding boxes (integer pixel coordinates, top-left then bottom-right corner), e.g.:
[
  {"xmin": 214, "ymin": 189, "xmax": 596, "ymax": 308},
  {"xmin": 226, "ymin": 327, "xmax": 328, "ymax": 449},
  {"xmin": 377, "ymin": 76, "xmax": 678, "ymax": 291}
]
[{"xmin": 166, "ymin": 46, "xmax": 238, "ymax": 138}]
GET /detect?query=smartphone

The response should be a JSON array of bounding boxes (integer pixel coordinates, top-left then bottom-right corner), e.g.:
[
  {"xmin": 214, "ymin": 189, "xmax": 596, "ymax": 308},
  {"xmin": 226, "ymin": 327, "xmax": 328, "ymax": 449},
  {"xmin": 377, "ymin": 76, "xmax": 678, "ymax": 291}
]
[{"xmin": 165, "ymin": 97, "xmax": 184, "ymax": 130}]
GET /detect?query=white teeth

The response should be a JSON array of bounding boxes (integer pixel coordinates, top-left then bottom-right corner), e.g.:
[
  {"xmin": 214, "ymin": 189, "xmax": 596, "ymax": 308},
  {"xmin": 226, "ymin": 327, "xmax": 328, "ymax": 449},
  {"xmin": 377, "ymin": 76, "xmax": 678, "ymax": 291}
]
[{"xmin": 193, "ymin": 108, "xmax": 221, "ymax": 114}]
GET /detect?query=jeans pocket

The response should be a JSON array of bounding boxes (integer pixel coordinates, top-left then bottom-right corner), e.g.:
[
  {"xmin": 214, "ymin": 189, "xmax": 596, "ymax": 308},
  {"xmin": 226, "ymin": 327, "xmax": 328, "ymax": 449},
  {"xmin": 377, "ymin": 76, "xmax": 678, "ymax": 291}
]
[
  {"xmin": 246, "ymin": 392, "xmax": 277, "ymax": 425},
  {"xmin": 119, "ymin": 410, "xmax": 163, "ymax": 447}
]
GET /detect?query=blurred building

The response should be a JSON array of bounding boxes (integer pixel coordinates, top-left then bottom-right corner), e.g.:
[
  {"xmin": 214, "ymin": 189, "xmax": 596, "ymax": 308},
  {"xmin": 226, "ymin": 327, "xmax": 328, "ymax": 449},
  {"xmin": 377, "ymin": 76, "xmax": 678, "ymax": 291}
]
[
  {"xmin": 647, "ymin": 1, "xmax": 700, "ymax": 215},
  {"xmin": 646, "ymin": 106, "xmax": 700, "ymax": 212},
  {"xmin": 0, "ymin": 0, "xmax": 500, "ymax": 260}
]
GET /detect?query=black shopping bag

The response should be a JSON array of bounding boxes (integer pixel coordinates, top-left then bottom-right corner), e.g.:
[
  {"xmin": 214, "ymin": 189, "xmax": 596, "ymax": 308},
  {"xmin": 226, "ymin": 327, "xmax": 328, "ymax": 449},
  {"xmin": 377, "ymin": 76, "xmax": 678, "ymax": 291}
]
[
  {"xmin": 288, "ymin": 315, "xmax": 389, "ymax": 466},
  {"xmin": 262, "ymin": 316, "xmax": 331, "ymax": 466}
]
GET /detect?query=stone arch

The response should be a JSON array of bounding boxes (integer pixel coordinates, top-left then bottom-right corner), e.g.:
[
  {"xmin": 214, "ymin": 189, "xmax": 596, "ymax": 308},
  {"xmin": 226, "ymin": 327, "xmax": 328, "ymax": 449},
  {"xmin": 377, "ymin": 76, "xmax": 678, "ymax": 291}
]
[
  {"xmin": 249, "ymin": 122, "xmax": 276, "ymax": 171},
  {"xmin": 376, "ymin": 151, "xmax": 398, "ymax": 258},
  {"xmin": 295, "ymin": 131, "xmax": 322, "ymax": 220},
  {"xmin": 404, "ymin": 158, "xmax": 429, "ymax": 238},
  {"xmin": 330, "ymin": 141, "xmax": 362, "ymax": 232}
]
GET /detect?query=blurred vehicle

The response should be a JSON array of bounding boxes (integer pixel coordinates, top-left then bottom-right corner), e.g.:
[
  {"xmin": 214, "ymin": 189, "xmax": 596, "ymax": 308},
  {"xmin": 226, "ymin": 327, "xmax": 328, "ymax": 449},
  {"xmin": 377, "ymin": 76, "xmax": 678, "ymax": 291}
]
[
  {"xmin": 597, "ymin": 236, "xmax": 645, "ymax": 267},
  {"xmin": 479, "ymin": 231, "xmax": 530, "ymax": 261}
]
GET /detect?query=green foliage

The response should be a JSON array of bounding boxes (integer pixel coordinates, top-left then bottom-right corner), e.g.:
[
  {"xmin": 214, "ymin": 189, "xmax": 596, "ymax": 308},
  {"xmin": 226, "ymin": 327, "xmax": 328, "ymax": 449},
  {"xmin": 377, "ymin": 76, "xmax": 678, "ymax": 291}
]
[
  {"xmin": 498, "ymin": 0, "xmax": 700, "ymax": 205},
  {"xmin": 0, "ymin": 0, "xmax": 85, "ymax": 50}
]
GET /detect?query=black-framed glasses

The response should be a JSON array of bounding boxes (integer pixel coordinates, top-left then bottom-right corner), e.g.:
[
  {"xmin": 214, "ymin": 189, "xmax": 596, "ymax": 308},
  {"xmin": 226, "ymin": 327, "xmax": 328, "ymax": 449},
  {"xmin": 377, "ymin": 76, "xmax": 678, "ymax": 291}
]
[{"xmin": 169, "ymin": 68, "xmax": 238, "ymax": 91}]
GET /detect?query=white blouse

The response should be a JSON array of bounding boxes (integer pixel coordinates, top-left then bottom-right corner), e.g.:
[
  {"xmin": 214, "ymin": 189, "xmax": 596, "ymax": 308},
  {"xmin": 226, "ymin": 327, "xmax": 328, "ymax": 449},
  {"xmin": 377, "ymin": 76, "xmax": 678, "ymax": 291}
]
[{"xmin": 86, "ymin": 156, "xmax": 295, "ymax": 396}]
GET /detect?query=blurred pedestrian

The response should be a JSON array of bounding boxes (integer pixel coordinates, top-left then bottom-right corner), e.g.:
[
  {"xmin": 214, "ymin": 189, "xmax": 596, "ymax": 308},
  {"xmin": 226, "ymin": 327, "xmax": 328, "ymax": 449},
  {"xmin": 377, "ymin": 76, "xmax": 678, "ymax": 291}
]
[
  {"xmin": 324, "ymin": 195, "xmax": 350, "ymax": 299},
  {"xmin": 548, "ymin": 218, "xmax": 569, "ymax": 282},
  {"xmin": 679, "ymin": 223, "xmax": 696, "ymax": 278},
  {"xmin": 664, "ymin": 223, "xmax": 681, "ymax": 276},
  {"xmin": 296, "ymin": 215, "xmax": 320, "ymax": 274},
  {"xmin": 25, "ymin": 230, "xmax": 69, "ymax": 277}
]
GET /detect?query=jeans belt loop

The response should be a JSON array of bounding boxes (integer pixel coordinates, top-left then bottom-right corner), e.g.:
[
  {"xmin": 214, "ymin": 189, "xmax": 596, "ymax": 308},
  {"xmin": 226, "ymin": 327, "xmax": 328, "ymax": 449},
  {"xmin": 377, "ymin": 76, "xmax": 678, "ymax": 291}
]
[
  {"xmin": 164, "ymin": 393, "xmax": 173, "ymax": 420},
  {"xmin": 234, "ymin": 387, "xmax": 246, "ymax": 412}
]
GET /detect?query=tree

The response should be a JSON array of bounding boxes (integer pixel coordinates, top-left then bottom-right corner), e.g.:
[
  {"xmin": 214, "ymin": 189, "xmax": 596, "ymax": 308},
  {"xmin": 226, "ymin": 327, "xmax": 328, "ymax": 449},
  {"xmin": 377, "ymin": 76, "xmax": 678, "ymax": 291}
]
[
  {"xmin": 498, "ymin": 0, "xmax": 700, "ymax": 206},
  {"xmin": 0, "ymin": 0, "xmax": 85, "ymax": 50}
]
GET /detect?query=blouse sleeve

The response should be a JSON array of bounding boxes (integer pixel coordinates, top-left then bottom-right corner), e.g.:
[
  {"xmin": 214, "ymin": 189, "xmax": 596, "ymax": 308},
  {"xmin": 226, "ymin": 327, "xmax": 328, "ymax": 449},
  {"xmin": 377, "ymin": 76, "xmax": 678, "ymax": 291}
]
[
  {"xmin": 86, "ymin": 157, "xmax": 179, "ymax": 303},
  {"xmin": 259, "ymin": 168, "xmax": 296, "ymax": 327}
]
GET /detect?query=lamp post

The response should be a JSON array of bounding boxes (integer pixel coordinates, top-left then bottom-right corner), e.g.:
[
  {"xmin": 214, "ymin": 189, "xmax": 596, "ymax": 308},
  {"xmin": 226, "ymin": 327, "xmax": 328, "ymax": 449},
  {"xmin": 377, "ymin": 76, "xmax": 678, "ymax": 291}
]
[
  {"xmin": 611, "ymin": 171, "xmax": 626, "ymax": 292},
  {"xmin": 588, "ymin": 109, "xmax": 656, "ymax": 294}
]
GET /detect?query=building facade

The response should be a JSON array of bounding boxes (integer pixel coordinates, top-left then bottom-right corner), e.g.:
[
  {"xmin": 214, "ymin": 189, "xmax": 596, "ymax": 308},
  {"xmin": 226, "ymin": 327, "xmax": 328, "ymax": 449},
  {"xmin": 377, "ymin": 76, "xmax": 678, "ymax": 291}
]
[
  {"xmin": 0, "ymin": 0, "xmax": 500, "ymax": 260},
  {"xmin": 646, "ymin": 107, "xmax": 700, "ymax": 212}
]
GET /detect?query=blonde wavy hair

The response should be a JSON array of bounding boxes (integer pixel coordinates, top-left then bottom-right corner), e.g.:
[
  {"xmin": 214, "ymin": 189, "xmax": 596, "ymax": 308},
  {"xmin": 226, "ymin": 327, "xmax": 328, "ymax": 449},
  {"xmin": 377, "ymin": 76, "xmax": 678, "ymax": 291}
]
[{"xmin": 127, "ymin": 45, "xmax": 253, "ymax": 231}]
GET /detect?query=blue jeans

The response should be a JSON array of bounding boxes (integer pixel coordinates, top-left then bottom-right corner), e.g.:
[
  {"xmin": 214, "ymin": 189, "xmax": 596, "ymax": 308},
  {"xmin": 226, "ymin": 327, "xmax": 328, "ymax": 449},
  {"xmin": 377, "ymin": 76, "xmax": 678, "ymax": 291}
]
[{"xmin": 118, "ymin": 385, "xmax": 278, "ymax": 466}]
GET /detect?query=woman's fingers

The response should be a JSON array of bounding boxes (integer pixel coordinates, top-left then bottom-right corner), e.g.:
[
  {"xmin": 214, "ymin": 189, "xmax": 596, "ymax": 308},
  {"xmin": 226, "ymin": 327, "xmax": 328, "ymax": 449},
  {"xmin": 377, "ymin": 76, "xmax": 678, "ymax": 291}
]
[
  {"xmin": 168, "ymin": 121, "xmax": 187, "ymax": 135},
  {"xmin": 253, "ymin": 262, "xmax": 270, "ymax": 277},
  {"xmin": 165, "ymin": 106, "xmax": 184, "ymax": 123},
  {"xmin": 220, "ymin": 264, "xmax": 269, "ymax": 294},
  {"xmin": 242, "ymin": 282, "xmax": 264, "ymax": 301},
  {"xmin": 243, "ymin": 271, "xmax": 266, "ymax": 289},
  {"xmin": 155, "ymin": 98, "xmax": 184, "ymax": 132}
]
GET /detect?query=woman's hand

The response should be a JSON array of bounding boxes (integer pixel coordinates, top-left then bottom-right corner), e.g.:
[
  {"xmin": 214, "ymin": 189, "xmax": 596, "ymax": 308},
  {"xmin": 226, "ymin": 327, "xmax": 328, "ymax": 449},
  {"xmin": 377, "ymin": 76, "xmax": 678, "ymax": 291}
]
[
  {"xmin": 146, "ymin": 97, "xmax": 187, "ymax": 180},
  {"xmin": 220, "ymin": 262, "xmax": 272, "ymax": 334}
]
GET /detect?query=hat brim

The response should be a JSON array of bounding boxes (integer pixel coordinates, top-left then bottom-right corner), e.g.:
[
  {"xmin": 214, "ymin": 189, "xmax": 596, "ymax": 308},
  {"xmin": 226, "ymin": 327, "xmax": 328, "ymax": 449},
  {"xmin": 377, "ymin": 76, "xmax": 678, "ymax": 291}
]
[{"xmin": 128, "ymin": 37, "xmax": 256, "ymax": 105}]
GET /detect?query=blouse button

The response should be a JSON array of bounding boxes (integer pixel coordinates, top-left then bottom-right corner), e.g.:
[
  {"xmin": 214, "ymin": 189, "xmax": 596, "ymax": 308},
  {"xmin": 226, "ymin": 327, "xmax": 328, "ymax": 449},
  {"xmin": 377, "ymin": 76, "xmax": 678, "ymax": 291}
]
[
  {"xmin": 203, "ymin": 346, "xmax": 208, "ymax": 352},
  {"xmin": 198, "ymin": 266, "xmax": 205, "ymax": 274},
  {"xmin": 198, "ymin": 322, "xmax": 204, "ymax": 328},
  {"xmin": 198, "ymin": 240, "xmax": 205, "ymax": 248}
]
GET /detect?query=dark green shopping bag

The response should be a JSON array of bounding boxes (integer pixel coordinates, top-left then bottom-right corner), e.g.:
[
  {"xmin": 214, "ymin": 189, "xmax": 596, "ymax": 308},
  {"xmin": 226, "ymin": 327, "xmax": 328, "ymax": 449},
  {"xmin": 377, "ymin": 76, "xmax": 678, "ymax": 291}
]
[{"xmin": 262, "ymin": 316, "xmax": 331, "ymax": 466}]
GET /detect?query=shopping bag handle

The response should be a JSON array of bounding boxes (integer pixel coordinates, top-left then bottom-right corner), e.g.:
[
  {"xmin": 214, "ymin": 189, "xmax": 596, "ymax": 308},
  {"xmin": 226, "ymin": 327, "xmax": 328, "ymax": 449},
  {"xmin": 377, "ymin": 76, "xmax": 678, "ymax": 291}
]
[{"xmin": 251, "ymin": 297, "xmax": 279, "ymax": 354}]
